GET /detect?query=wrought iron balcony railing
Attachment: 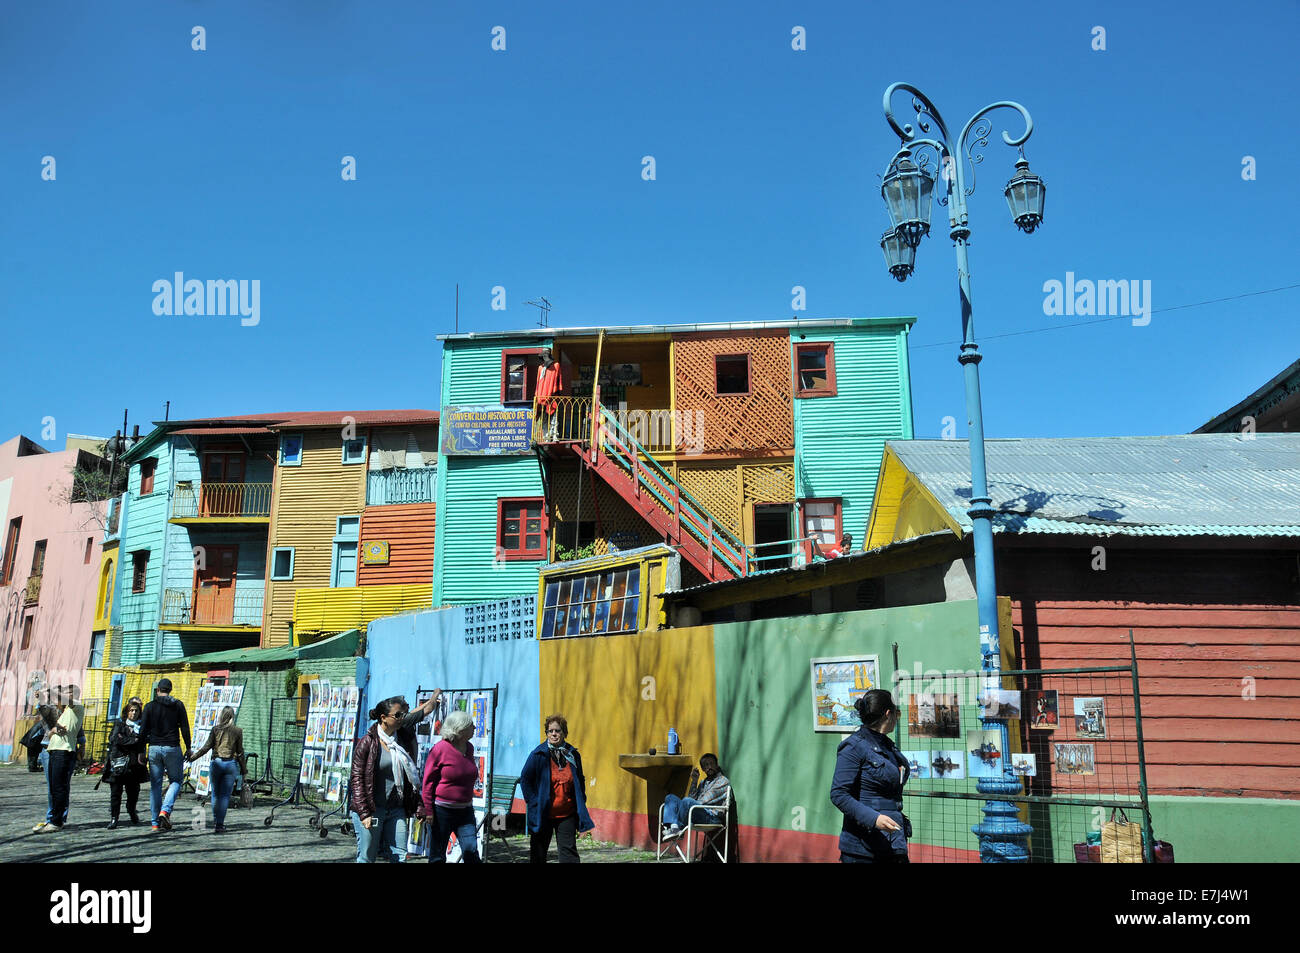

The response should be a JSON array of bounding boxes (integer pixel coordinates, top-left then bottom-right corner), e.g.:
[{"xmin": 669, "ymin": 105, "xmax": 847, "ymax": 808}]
[
  {"xmin": 171, "ymin": 481, "xmax": 272, "ymax": 520},
  {"xmin": 366, "ymin": 466, "xmax": 438, "ymax": 505},
  {"xmin": 161, "ymin": 585, "xmax": 265, "ymax": 627},
  {"xmin": 24, "ymin": 574, "xmax": 41, "ymax": 605}
]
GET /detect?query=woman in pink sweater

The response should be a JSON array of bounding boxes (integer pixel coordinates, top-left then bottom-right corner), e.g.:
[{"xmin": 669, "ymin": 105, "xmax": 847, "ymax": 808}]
[{"xmin": 420, "ymin": 709, "xmax": 481, "ymax": 863}]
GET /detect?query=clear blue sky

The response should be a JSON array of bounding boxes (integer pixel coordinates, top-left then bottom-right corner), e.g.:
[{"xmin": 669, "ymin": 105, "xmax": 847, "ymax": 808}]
[{"xmin": 3, "ymin": 1, "xmax": 1297, "ymax": 447}]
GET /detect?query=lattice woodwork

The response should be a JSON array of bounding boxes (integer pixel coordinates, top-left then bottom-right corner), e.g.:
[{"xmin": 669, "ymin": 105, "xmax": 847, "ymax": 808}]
[
  {"xmin": 741, "ymin": 464, "xmax": 795, "ymax": 505},
  {"xmin": 551, "ymin": 467, "xmax": 653, "ymax": 556},
  {"xmin": 675, "ymin": 464, "xmax": 743, "ymax": 537},
  {"xmin": 673, "ymin": 330, "xmax": 794, "ymax": 453}
]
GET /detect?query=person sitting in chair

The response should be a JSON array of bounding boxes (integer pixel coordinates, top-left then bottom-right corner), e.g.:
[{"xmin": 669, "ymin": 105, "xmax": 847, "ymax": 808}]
[{"xmin": 661, "ymin": 753, "xmax": 730, "ymax": 840}]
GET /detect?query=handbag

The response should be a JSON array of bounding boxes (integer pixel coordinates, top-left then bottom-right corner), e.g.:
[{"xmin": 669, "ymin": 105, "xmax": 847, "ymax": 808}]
[{"xmin": 1100, "ymin": 808, "xmax": 1143, "ymax": 863}]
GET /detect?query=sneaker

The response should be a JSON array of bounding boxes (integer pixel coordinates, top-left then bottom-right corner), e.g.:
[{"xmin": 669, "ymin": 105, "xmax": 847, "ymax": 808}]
[
  {"xmin": 38, "ymin": 824, "xmax": 62, "ymax": 833},
  {"xmin": 662, "ymin": 825, "xmax": 682, "ymax": 840},
  {"xmin": 32, "ymin": 821, "xmax": 48, "ymax": 833},
  {"xmin": 157, "ymin": 811, "xmax": 172, "ymax": 831},
  {"xmin": 150, "ymin": 824, "xmax": 160, "ymax": 833}
]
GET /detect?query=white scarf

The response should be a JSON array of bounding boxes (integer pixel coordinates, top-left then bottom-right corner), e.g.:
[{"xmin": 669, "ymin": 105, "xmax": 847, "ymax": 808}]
[{"xmin": 377, "ymin": 724, "xmax": 419, "ymax": 797}]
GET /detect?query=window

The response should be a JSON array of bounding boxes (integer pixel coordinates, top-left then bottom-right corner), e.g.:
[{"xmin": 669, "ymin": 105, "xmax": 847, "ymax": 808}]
[
  {"xmin": 30, "ymin": 540, "xmax": 47, "ymax": 576},
  {"xmin": 539, "ymin": 566, "xmax": 642, "ymax": 638},
  {"xmin": 332, "ymin": 517, "xmax": 360, "ymax": 587},
  {"xmin": 84, "ymin": 537, "xmax": 94, "ymax": 564},
  {"xmin": 131, "ymin": 549, "xmax": 150, "ymax": 593},
  {"xmin": 279, "ymin": 434, "xmax": 304, "ymax": 466},
  {"xmin": 342, "ymin": 436, "xmax": 367, "ymax": 465},
  {"xmin": 296, "ymin": 674, "xmax": 319, "ymax": 722},
  {"xmin": 88, "ymin": 631, "xmax": 105, "ymax": 668},
  {"xmin": 139, "ymin": 458, "xmax": 157, "ymax": 495},
  {"xmin": 271, "ymin": 547, "xmax": 295, "ymax": 580},
  {"xmin": 497, "ymin": 498, "xmax": 546, "ymax": 560},
  {"xmin": 714, "ymin": 354, "xmax": 751, "ymax": 396},
  {"xmin": 1, "ymin": 517, "xmax": 22, "ymax": 585},
  {"xmin": 795, "ymin": 342, "xmax": 837, "ymax": 397},
  {"xmin": 99, "ymin": 558, "xmax": 115, "ymax": 620},
  {"xmin": 501, "ymin": 349, "xmax": 545, "ymax": 404},
  {"xmin": 107, "ymin": 498, "xmax": 121, "ymax": 535},
  {"xmin": 801, "ymin": 498, "xmax": 843, "ymax": 560},
  {"xmin": 21, "ymin": 614, "xmax": 35, "ymax": 650}
]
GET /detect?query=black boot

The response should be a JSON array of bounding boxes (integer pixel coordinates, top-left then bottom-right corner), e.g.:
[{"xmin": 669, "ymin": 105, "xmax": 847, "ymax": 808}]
[
  {"xmin": 128, "ymin": 812, "xmax": 140, "ymax": 825},
  {"xmin": 106, "ymin": 818, "xmax": 119, "ymax": 830}
]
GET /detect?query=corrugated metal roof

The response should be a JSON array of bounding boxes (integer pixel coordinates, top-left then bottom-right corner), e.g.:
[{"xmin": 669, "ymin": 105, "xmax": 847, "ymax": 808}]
[
  {"xmin": 145, "ymin": 629, "xmax": 361, "ymax": 666},
  {"xmin": 170, "ymin": 426, "xmax": 275, "ymax": 436},
  {"xmin": 887, "ymin": 434, "xmax": 1300, "ymax": 538},
  {"xmin": 266, "ymin": 410, "xmax": 440, "ymax": 429},
  {"xmin": 438, "ymin": 316, "xmax": 915, "ymax": 342}
]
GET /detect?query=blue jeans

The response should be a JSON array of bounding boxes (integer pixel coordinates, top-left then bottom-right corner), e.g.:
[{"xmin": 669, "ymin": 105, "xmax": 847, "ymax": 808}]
[
  {"xmin": 663, "ymin": 794, "xmax": 719, "ymax": 828},
  {"xmin": 209, "ymin": 758, "xmax": 240, "ymax": 828},
  {"xmin": 44, "ymin": 749, "xmax": 75, "ymax": 824},
  {"xmin": 46, "ymin": 751, "xmax": 75, "ymax": 826},
  {"xmin": 429, "ymin": 804, "xmax": 480, "ymax": 863},
  {"xmin": 351, "ymin": 802, "xmax": 407, "ymax": 863},
  {"xmin": 148, "ymin": 746, "xmax": 185, "ymax": 822}
]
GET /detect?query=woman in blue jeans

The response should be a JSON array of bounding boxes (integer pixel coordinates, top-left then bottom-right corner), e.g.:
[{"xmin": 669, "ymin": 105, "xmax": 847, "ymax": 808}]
[
  {"xmin": 190, "ymin": 706, "xmax": 244, "ymax": 833},
  {"xmin": 349, "ymin": 697, "xmax": 423, "ymax": 863},
  {"xmin": 420, "ymin": 710, "xmax": 481, "ymax": 863}
]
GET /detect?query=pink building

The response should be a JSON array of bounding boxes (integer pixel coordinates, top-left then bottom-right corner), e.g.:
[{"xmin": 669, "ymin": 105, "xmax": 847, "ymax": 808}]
[{"xmin": 0, "ymin": 435, "xmax": 107, "ymax": 761}]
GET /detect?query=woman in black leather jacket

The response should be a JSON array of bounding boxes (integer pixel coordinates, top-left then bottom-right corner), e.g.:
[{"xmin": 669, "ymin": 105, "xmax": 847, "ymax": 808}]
[{"xmin": 105, "ymin": 697, "xmax": 148, "ymax": 829}]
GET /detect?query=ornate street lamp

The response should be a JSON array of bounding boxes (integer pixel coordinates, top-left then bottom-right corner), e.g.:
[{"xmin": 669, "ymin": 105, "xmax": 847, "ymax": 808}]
[{"xmin": 879, "ymin": 82, "xmax": 1046, "ymax": 863}]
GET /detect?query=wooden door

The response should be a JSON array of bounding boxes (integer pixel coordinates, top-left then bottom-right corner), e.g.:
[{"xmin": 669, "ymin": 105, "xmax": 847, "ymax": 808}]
[
  {"xmin": 201, "ymin": 454, "xmax": 246, "ymax": 516},
  {"xmin": 193, "ymin": 545, "xmax": 238, "ymax": 624}
]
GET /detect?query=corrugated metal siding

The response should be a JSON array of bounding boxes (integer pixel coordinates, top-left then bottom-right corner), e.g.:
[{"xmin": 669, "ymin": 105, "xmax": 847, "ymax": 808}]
[
  {"xmin": 445, "ymin": 338, "xmax": 547, "ymax": 405},
  {"xmin": 358, "ymin": 504, "xmax": 437, "ymax": 585},
  {"xmin": 794, "ymin": 327, "xmax": 910, "ymax": 542},
  {"xmin": 264, "ymin": 431, "xmax": 366, "ymax": 647},
  {"xmin": 116, "ymin": 439, "xmax": 175, "ymax": 662},
  {"xmin": 441, "ymin": 455, "xmax": 545, "ymax": 604},
  {"xmin": 294, "ymin": 583, "xmax": 433, "ymax": 633}
]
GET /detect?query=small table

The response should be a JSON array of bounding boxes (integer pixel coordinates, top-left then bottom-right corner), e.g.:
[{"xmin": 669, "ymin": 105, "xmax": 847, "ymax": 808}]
[{"xmin": 618, "ymin": 754, "xmax": 694, "ymax": 843}]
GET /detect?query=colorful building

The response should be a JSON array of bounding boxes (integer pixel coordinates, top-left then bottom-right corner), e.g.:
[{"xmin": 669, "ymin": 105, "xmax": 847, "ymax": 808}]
[
  {"xmin": 0, "ymin": 436, "xmax": 110, "ymax": 760},
  {"xmin": 1195, "ymin": 356, "xmax": 1300, "ymax": 434},
  {"xmin": 261, "ymin": 411, "xmax": 439, "ymax": 646},
  {"xmin": 115, "ymin": 415, "xmax": 284, "ymax": 666},
  {"xmin": 861, "ymin": 433, "xmax": 1300, "ymax": 860},
  {"xmin": 432, "ymin": 318, "xmax": 915, "ymax": 605}
]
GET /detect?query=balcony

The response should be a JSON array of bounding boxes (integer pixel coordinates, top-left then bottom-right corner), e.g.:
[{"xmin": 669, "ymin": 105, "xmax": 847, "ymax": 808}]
[
  {"xmin": 24, "ymin": 574, "xmax": 41, "ymax": 605},
  {"xmin": 292, "ymin": 583, "xmax": 432, "ymax": 638},
  {"xmin": 170, "ymin": 481, "xmax": 272, "ymax": 524},
  {"xmin": 366, "ymin": 466, "xmax": 438, "ymax": 506},
  {"xmin": 160, "ymin": 586, "xmax": 264, "ymax": 630}
]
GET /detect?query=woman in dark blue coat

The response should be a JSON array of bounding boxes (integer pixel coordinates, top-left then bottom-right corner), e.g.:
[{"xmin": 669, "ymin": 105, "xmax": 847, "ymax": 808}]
[{"xmin": 829, "ymin": 689, "xmax": 912, "ymax": 863}]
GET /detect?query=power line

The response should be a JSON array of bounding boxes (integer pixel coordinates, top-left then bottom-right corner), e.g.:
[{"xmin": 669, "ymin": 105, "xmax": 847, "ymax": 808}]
[{"xmin": 913, "ymin": 282, "xmax": 1300, "ymax": 351}]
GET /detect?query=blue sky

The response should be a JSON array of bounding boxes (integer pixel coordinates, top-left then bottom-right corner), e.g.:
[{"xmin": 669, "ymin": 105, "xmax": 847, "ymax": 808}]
[{"xmin": 2, "ymin": 1, "xmax": 1297, "ymax": 446}]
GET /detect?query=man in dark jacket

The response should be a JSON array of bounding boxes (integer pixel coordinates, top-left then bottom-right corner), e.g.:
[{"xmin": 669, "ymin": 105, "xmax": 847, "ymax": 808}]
[{"xmin": 139, "ymin": 678, "xmax": 192, "ymax": 831}]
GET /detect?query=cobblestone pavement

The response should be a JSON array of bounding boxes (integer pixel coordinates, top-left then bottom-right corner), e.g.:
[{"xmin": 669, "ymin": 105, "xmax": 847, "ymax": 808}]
[{"xmin": 0, "ymin": 765, "xmax": 654, "ymax": 863}]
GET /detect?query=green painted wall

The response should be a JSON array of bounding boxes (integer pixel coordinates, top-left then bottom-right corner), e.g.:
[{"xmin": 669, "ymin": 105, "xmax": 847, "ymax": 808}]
[
  {"xmin": 713, "ymin": 598, "xmax": 979, "ymax": 843},
  {"xmin": 434, "ymin": 338, "xmax": 551, "ymax": 605},
  {"xmin": 1149, "ymin": 795, "xmax": 1300, "ymax": 863},
  {"xmin": 792, "ymin": 322, "xmax": 914, "ymax": 544}
]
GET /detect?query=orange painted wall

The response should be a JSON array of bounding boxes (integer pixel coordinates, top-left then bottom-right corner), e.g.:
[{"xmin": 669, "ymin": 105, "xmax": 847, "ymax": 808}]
[{"xmin": 358, "ymin": 503, "xmax": 436, "ymax": 585}]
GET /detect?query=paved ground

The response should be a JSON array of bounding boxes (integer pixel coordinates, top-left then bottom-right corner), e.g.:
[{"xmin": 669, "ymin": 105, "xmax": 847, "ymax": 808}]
[{"xmin": 0, "ymin": 764, "xmax": 654, "ymax": 863}]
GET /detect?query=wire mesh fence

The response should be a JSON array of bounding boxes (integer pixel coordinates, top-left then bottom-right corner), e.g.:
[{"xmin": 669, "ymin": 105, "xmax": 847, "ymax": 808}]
[
  {"xmin": 895, "ymin": 663, "xmax": 1151, "ymax": 862},
  {"xmin": 254, "ymin": 696, "xmax": 306, "ymax": 795}
]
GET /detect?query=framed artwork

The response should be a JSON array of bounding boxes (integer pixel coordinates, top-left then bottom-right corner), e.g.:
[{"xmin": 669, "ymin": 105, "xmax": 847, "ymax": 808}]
[
  {"xmin": 1073, "ymin": 697, "xmax": 1107, "ymax": 740},
  {"xmin": 325, "ymin": 772, "xmax": 342, "ymax": 802},
  {"xmin": 902, "ymin": 751, "xmax": 931, "ymax": 780},
  {"xmin": 1011, "ymin": 753, "xmax": 1037, "ymax": 777},
  {"xmin": 342, "ymin": 712, "xmax": 357, "ymax": 739},
  {"xmin": 1054, "ymin": 743, "xmax": 1096, "ymax": 776},
  {"xmin": 810, "ymin": 655, "xmax": 880, "ymax": 732},
  {"xmin": 930, "ymin": 750, "xmax": 965, "ymax": 780},
  {"xmin": 906, "ymin": 693, "xmax": 961, "ymax": 738},
  {"xmin": 340, "ymin": 741, "xmax": 353, "ymax": 768},
  {"xmin": 966, "ymin": 729, "xmax": 1003, "ymax": 779},
  {"xmin": 977, "ymin": 688, "xmax": 1022, "ymax": 720},
  {"xmin": 1026, "ymin": 690, "xmax": 1059, "ymax": 730}
]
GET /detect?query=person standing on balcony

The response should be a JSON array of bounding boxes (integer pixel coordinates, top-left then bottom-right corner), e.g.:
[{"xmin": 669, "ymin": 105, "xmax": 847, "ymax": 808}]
[
  {"xmin": 139, "ymin": 678, "xmax": 192, "ymax": 832},
  {"xmin": 535, "ymin": 349, "xmax": 564, "ymax": 442}
]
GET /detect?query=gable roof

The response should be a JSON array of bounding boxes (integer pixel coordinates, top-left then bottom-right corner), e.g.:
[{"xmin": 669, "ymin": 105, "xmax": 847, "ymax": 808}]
[{"xmin": 877, "ymin": 434, "xmax": 1300, "ymax": 539}]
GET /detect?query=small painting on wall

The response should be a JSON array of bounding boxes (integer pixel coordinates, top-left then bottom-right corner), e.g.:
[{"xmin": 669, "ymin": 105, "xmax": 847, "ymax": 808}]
[{"xmin": 810, "ymin": 655, "xmax": 880, "ymax": 732}]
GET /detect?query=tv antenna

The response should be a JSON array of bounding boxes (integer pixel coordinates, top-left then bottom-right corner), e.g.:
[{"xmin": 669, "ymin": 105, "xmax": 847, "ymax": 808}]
[{"xmin": 523, "ymin": 296, "xmax": 552, "ymax": 327}]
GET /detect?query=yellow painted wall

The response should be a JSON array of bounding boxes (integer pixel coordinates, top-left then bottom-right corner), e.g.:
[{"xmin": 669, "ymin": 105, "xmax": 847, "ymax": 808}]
[
  {"xmin": 293, "ymin": 583, "xmax": 432, "ymax": 636},
  {"xmin": 538, "ymin": 624, "xmax": 717, "ymax": 819},
  {"xmin": 264, "ymin": 430, "xmax": 366, "ymax": 646},
  {"xmin": 85, "ymin": 666, "xmax": 206, "ymax": 722},
  {"xmin": 93, "ymin": 543, "xmax": 119, "ymax": 632},
  {"xmin": 865, "ymin": 449, "xmax": 961, "ymax": 550}
]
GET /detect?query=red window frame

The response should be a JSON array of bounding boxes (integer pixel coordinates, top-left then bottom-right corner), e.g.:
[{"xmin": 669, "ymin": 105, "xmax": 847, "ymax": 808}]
[
  {"xmin": 714, "ymin": 353, "xmax": 752, "ymax": 396},
  {"xmin": 501, "ymin": 348, "xmax": 546, "ymax": 405},
  {"xmin": 1, "ymin": 517, "xmax": 21, "ymax": 586},
  {"xmin": 800, "ymin": 497, "xmax": 843, "ymax": 561},
  {"xmin": 139, "ymin": 458, "xmax": 157, "ymax": 495},
  {"xmin": 131, "ymin": 550, "xmax": 149, "ymax": 593},
  {"xmin": 794, "ymin": 342, "xmax": 837, "ymax": 398},
  {"xmin": 496, "ymin": 497, "xmax": 547, "ymax": 560}
]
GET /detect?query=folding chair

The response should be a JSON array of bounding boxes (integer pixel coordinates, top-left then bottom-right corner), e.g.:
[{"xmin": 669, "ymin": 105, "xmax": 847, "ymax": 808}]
[
  {"xmin": 477, "ymin": 774, "xmax": 521, "ymax": 860},
  {"xmin": 656, "ymin": 797, "xmax": 730, "ymax": 863}
]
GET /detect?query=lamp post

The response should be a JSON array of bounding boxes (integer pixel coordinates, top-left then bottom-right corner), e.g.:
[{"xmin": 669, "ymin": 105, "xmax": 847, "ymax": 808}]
[{"xmin": 878, "ymin": 83, "xmax": 1045, "ymax": 862}]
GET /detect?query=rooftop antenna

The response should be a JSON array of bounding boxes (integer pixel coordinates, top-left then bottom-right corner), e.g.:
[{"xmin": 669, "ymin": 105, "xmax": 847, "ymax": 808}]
[{"xmin": 523, "ymin": 296, "xmax": 552, "ymax": 328}]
